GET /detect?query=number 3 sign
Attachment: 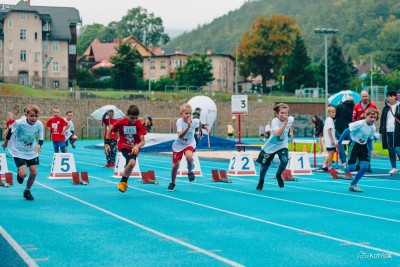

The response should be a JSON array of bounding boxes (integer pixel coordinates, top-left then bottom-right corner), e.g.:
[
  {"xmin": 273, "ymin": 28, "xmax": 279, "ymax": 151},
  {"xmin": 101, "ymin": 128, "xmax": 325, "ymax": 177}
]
[{"xmin": 48, "ymin": 153, "xmax": 77, "ymax": 179}]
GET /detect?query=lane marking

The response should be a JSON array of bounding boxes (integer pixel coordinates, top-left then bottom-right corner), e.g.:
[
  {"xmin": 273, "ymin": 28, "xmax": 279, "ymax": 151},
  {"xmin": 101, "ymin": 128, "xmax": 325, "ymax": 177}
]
[
  {"xmin": 0, "ymin": 226, "xmax": 39, "ymax": 267},
  {"xmin": 35, "ymin": 182, "xmax": 244, "ymax": 267}
]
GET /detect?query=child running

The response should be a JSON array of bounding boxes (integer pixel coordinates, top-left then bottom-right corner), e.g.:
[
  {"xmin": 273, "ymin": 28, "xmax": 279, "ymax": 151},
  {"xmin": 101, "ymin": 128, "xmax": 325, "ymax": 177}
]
[
  {"xmin": 1, "ymin": 105, "xmax": 44, "ymax": 200},
  {"xmin": 104, "ymin": 105, "xmax": 146, "ymax": 193},
  {"xmin": 255, "ymin": 103, "xmax": 294, "ymax": 191},
  {"xmin": 167, "ymin": 103, "xmax": 200, "ymax": 192},
  {"xmin": 45, "ymin": 108, "xmax": 69, "ymax": 153},
  {"xmin": 336, "ymin": 108, "xmax": 379, "ymax": 192}
]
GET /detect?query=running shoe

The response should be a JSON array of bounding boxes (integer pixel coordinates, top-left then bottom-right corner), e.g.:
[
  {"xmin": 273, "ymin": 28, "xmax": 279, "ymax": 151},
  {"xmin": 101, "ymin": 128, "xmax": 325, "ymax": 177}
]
[
  {"xmin": 23, "ymin": 190, "xmax": 34, "ymax": 200},
  {"xmin": 117, "ymin": 182, "xmax": 128, "ymax": 193},
  {"xmin": 188, "ymin": 172, "xmax": 196, "ymax": 183},
  {"xmin": 348, "ymin": 184, "xmax": 363, "ymax": 192},
  {"xmin": 167, "ymin": 183, "xmax": 176, "ymax": 192}
]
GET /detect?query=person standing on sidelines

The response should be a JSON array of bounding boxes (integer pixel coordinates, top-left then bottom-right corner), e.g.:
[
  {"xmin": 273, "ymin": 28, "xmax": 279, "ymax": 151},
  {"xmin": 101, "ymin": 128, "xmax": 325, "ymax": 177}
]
[
  {"xmin": 255, "ymin": 103, "xmax": 294, "ymax": 191},
  {"xmin": 64, "ymin": 111, "xmax": 78, "ymax": 152},
  {"xmin": 102, "ymin": 109, "xmax": 117, "ymax": 168},
  {"xmin": 3, "ymin": 112, "xmax": 15, "ymax": 157},
  {"xmin": 321, "ymin": 106, "xmax": 339, "ymax": 177},
  {"xmin": 336, "ymin": 108, "xmax": 379, "ymax": 192},
  {"xmin": 45, "ymin": 108, "xmax": 69, "ymax": 153},
  {"xmin": 167, "ymin": 103, "xmax": 200, "ymax": 192},
  {"xmin": 334, "ymin": 96, "xmax": 355, "ymax": 165},
  {"xmin": 311, "ymin": 115, "xmax": 325, "ymax": 154},
  {"xmin": 104, "ymin": 105, "xmax": 146, "ymax": 193},
  {"xmin": 1, "ymin": 105, "xmax": 44, "ymax": 200},
  {"xmin": 379, "ymin": 90, "xmax": 400, "ymax": 174}
]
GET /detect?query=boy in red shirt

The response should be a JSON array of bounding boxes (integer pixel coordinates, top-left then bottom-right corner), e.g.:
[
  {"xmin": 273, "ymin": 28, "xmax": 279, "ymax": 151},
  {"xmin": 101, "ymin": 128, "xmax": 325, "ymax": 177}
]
[
  {"xmin": 45, "ymin": 108, "xmax": 69, "ymax": 153},
  {"xmin": 104, "ymin": 105, "xmax": 146, "ymax": 193}
]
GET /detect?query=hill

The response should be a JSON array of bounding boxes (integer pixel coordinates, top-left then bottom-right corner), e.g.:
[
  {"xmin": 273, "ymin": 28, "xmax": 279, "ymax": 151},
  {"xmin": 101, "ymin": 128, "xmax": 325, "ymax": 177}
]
[{"xmin": 164, "ymin": 0, "xmax": 400, "ymax": 68}]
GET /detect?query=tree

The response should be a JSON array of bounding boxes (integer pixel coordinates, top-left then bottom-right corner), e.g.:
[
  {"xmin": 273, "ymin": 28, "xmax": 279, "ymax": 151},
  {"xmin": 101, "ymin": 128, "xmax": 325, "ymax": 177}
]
[
  {"xmin": 110, "ymin": 42, "xmax": 141, "ymax": 89},
  {"xmin": 280, "ymin": 34, "xmax": 313, "ymax": 92},
  {"xmin": 238, "ymin": 14, "xmax": 299, "ymax": 94},
  {"xmin": 176, "ymin": 55, "xmax": 214, "ymax": 87},
  {"xmin": 116, "ymin": 7, "xmax": 170, "ymax": 46},
  {"xmin": 326, "ymin": 36, "xmax": 353, "ymax": 93},
  {"xmin": 77, "ymin": 24, "xmax": 107, "ymax": 56}
]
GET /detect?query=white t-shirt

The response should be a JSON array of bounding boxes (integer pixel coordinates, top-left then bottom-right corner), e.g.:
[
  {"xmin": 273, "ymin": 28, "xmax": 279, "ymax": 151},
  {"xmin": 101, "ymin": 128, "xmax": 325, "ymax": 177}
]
[
  {"xmin": 349, "ymin": 119, "xmax": 376, "ymax": 145},
  {"xmin": 64, "ymin": 118, "xmax": 75, "ymax": 140},
  {"xmin": 265, "ymin": 124, "xmax": 271, "ymax": 133},
  {"xmin": 8, "ymin": 117, "xmax": 44, "ymax": 159},
  {"xmin": 261, "ymin": 116, "xmax": 294, "ymax": 153},
  {"xmin": 323, "ymin": 117, "xmax": 336, "ymax": 148},
  {"xmin": 386, "ymin": 103, "xmax": 399, "ymax": 133},
  {"xmin": 172, "ymin": 118, "xmax": 200, "ymax": 152}
]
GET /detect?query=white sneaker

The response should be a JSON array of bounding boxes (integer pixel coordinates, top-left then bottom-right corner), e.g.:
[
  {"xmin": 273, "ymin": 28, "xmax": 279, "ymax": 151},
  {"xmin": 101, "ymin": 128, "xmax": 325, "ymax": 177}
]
[
  {"xmin": 349, "ymin": 184, "xmax": 363, "ymax": 192},
  {"xmin": 388, "ymin": 168, "xmax": 399, "ymax": 174}
]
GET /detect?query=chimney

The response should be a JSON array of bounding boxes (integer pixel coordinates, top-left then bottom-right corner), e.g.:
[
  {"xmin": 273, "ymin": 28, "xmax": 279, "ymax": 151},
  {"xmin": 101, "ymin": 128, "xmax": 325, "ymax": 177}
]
[
  {"xmin": 206, "ymin": 49, "xmax": 212, "ymax": 55},
  {"xmin": 25, "ymin": 0, "xmax": 31, "ymax": 5}
]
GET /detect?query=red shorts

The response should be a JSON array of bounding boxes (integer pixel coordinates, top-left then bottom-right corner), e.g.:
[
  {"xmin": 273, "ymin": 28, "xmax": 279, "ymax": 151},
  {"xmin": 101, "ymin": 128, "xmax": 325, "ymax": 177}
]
[{"xmin": 172, "ymin": 146, "xmax": 194, "ymax": 164}]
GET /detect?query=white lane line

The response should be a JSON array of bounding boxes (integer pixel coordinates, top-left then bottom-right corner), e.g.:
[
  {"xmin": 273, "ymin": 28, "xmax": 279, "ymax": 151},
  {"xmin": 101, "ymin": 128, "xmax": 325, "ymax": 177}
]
[
  {"xmin": 35, "ymin": 182, "xmax": 244, "ymax": 267},
  {"xmin": 86, "ymin": 177, "xmax": 400, "ymax": 257},
  {"xmin": 0, "ymin": 226, "xmax": 39, "ymax": 267}
]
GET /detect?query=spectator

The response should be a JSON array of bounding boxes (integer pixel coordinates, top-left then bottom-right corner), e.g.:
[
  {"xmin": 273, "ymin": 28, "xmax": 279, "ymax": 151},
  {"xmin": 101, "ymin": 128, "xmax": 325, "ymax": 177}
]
[
  {"xmin": 334, "ymin": 96, "xmax": 355, "ymax": 165},
  {"xmin": 311, "ymin": 115, "xmax": 325, "ymax": 154},
  {"xmin": 379, "ymin": 90, "xmax": 400, "ymax": 174},
  {"xmin": 143, "ymin": 116, "xmax": 153, "ymax": 133}
]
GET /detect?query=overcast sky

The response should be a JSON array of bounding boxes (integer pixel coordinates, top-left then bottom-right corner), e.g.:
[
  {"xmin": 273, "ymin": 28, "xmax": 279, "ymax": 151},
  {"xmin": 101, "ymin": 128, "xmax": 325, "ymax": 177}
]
[{"xmin": 8, "ymin": 0, "xmax": 246, "ymax": 31}]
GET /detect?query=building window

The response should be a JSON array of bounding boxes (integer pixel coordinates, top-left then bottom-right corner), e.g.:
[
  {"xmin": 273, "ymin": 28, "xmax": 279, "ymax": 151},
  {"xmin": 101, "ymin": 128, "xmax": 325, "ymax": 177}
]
[
  {"xmin": 161, "ymin": 61, "xmax": 166, "ymax": 69},
  {"xmin": 35, "ymin": 32, "xmax": 38, "ymax": 40},
  {"xmin": 20, "ymin": 29, "xmax": 27, "ymax": 40},
  {"xmin": 52, "ymin": 41, "xmax": 60, "ymax": 52},
  {"xmin": 8, "ymin": 40, "xmax": 13, "ymax": 50},
  {"xmin": 53, "ymin": 81, "xmax": 59, "ymax": 88},
  {"xmin": 20, "ymin": 12, "xmax": 27, "ymax": 20},
  {"xmin": 0, "ymin": 40, "xmax": 2, "ymax": 52},
  {"xmin": 33, "ymin": 71, "xmax": 39, "ymax": 80},
  {"xmin": 34, "ymin": 15, "xmax": 38, "ymax": 20},
  {"xmin": 52, "ymin": 61, "xmax": 59, "ymax": 72},
  {"xmin": 69, "ymin": 45, "xmax": 76, "ymax": 55},
  {"xmin": 43, "ymin": 41, "xmax": 48, "ymax": 52},
  {"xmin": 150, "ymin": 61, "xmax": 155, "ymax": 69},
  {"xmin": 8, "ymin": 59, "xmax": 13, "ymax": 72},
  {"xmin": 0, "ymin": 60, "xmax": 2, "ymax": 71},
  {"xmin": 20, "ymin": 50, "xmax": 27, "ymax": 61},
  {"xmin": 34, "ymin": 52, "xmax": 40, "ymax": 62},
  {"xmin": 8, "ymin": 19, "xmax": 13, "ymax": 29}
]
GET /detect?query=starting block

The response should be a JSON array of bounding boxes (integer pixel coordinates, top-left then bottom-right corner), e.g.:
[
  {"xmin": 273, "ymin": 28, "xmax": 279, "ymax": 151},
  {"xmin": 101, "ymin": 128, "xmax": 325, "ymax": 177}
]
[
  {"xmin": 0, "ymin": 173, "xmax": 13, "ymax": 187},
  {"xmin": 282, "ymin": 169, "xmax": 298, "ymax": 181},
  {"xmin": 112, "ymin": 152, "xmax": 141, "ymax": 178},
  {"xmin": 211, "ymin": 170, "xmax": 232, "ymax": 183},
  {"xmin": 141, "ymin": 170, "xmax": 159, "ymax": 184},
  {"xmin": 72, "ymin": 172, "xmax": 89, "ymax": 185}
]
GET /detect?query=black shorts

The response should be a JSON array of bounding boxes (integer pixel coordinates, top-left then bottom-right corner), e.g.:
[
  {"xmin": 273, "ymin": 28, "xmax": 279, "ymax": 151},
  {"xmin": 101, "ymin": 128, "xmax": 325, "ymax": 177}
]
[
  {"xmin": 121, "ymin": 148, "xmax": 137, "ymax": 162},
  {"xmin": 326, "ymin": 147, "xmax": 336, "ymax": 152},
  {"xmin": 14, "ymin": 157, "xmax": 39, "ymax": 168},
  {"xmin": 348, "ymin": 142, "xmax": 369, "ymax": 164}
]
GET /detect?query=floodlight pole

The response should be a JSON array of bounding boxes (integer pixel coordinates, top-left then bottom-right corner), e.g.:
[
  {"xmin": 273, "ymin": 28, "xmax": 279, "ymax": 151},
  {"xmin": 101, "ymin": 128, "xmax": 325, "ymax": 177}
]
[
  {"xmin": 235, "ymin": 43, "xmax": 238, "ymax": 94},
  {"xmin": 314, "ymin": 28, "xmax": 338, "ymax": 117}
]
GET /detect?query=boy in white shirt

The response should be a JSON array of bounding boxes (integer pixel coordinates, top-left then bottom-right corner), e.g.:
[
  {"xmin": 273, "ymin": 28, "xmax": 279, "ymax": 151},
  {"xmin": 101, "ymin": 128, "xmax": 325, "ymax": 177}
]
[
  {"xmin": 336, "ymin": 108, "xmax": 379, "ymax": 192},
  {"xmin": 322, "ymin": 106, "xmax": 340, "ymax": 178},
  {"xmin": 1, "ymin": 105, "xmax": 44, "ymax": 200},
  {"xmin": 64, "ymin": 111, "xmax": 78, "ymax": 151},
  {"xmin": 168, "ymin": 104, "xmax": 200, "ymax": 191}
]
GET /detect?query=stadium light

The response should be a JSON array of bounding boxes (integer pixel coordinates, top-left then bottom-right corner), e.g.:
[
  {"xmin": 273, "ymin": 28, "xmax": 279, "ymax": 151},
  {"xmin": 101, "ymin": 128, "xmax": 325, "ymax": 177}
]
[{"xmin": 314, "ymin": 28, "xmax": 338, "ymax": 117}]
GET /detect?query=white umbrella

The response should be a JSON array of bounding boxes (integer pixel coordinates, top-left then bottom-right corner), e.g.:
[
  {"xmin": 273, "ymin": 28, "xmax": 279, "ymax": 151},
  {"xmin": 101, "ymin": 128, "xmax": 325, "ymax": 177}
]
[{"xmin": 90, "ymin": 105, "xmax": 125, "ymax": 120}]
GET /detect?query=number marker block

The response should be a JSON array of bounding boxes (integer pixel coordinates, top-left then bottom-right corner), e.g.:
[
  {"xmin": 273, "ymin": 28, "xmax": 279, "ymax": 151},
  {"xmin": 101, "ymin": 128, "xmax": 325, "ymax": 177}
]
[
  {"xmin": 112, "ymin": 152, "xmax": 141, "ymax": 178},
  {"xmin": 48, "ymin": 153, "xmax": 77, "ymax": 179},
  {"xmin": 177, "ymin": 153, "xmax": 202, "ymax": 177},
  {"xmin": 228, "ymin": 152, "xmax": 257, "ymax": 176},
  {"xmin": 286, "ymin": 152, "xmax": 312, "ymax": 175}
]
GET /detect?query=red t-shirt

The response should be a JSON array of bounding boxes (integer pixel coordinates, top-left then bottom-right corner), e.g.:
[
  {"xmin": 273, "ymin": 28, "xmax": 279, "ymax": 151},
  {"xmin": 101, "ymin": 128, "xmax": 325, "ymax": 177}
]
[
  {"xmin": 6, "ymin": 119, "xmax": 15, "ymax": 129},
  {"xmin": 103, "ymin": 118, "xmax": 118, "ymax": 140},
  {"xmin": 46, "ymin": 117, "xmax": 68, "ymax": 142},
  {"xmin": 111, "ymin": 118, "xmax": 147, "ymax": 151},
  {"xmin": 352, "ymin": 101, "xmax": 377, "ymax": 121}
]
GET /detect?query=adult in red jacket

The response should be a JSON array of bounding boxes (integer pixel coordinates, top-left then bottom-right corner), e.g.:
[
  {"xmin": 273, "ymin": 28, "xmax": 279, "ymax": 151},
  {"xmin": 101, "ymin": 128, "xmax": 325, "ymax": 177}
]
[{"xmin": 352, "ymin": 91, "xmax": 377, "ymax": 122}]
